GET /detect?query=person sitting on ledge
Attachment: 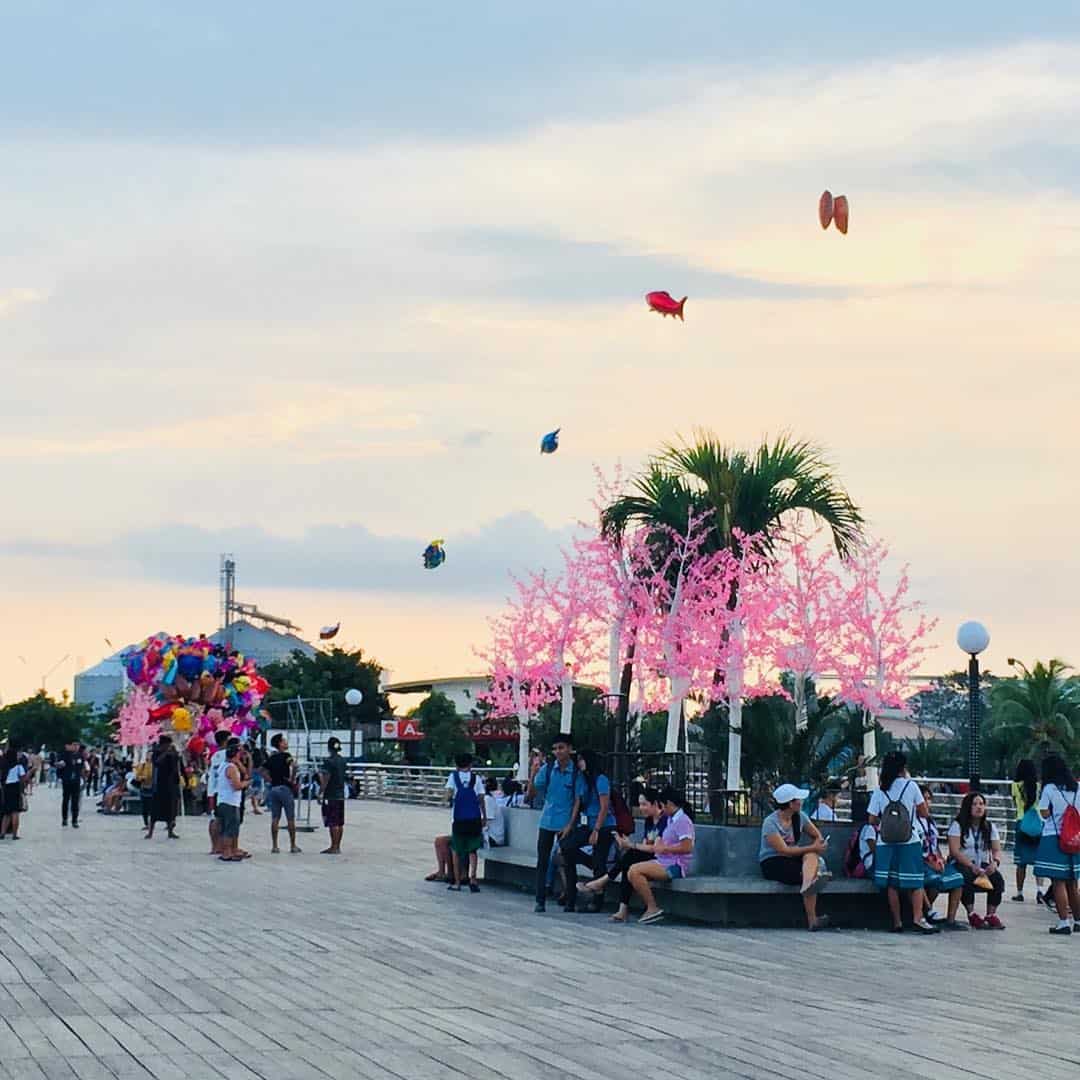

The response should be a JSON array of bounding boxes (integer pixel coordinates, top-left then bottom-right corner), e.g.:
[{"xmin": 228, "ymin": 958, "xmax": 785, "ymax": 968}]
[
  {"xmin": 622, "ymin": 786, "xmax": 695, "ymax": 926},
  {"xmin": 759, "ymin": 783, "xmax": 831, "ymax": 931},
  {"xmin": 582, "ymin": 786, "xmax": 667, "ymax": 920}
]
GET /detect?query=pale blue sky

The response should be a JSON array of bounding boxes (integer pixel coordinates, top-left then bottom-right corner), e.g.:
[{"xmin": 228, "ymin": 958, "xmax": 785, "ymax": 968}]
[{"xmin": 1, "ymin": 3, "xmax": 1078, "ymax": 696}]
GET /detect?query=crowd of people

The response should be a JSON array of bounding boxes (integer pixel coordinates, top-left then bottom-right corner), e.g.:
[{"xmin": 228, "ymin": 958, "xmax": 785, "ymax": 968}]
[{"xmin": 427, "ymin": 739, "xmax": 1080, "ymax": 936}]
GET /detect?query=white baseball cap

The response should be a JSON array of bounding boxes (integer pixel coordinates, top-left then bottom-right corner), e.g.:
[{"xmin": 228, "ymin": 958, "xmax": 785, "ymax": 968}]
[{"xmin": 773, "ymin": 783, "xmax": 810, "ymax": 804}]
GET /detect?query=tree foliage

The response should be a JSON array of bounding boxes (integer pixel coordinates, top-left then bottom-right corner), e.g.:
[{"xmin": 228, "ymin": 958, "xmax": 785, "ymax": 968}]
[
  {"xmin": 411, "ymin": 691, "xmax": 470, "ymax": 765},
  {"xmin": 261, "ymin": 647, "xmax": 390, "ymax": 728},
  {"xmin": 0, "ymin": 692, "xmax": 93, "ymax": 751},
  {"xmin": 990, "ymin": 659, "xmax": 1080, "ymax": 763}
]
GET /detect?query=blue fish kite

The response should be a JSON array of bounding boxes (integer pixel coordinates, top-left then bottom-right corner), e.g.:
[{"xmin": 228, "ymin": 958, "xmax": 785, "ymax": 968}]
[
  {"xmin": 540, "ymin": 428, "xmax": 561, "ymax": 455},
  {"xmin": 422, "ymin": 539, "xmax": 446, "ymax": 570}
]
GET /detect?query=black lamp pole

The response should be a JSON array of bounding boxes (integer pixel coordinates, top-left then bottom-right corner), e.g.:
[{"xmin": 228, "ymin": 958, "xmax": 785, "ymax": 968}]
[{"xmin": 967, "ymin": 654, "xmax": 981, "ymax": 792}]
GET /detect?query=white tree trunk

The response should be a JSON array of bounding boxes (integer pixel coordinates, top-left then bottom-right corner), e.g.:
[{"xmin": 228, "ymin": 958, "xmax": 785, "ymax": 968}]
[
  {"xmin": 862, "ymin": 709, "xmax": 879, "ymax": 789},
  {"xmin": 559, "ymin": 670, "xmax": 573, "ymax": 735},
  {"xmin": 608, "ymin": 619, "xmax": 624, "ymax": 700},
  {"xmin": 794, "ymin": 673, "xmax": 808, "ymax": 732},
  {"xmin": 725, "ymin": 619, "xmax": 746, "ymax": 789},
  {"xmin": 666, "ymin": 676, "xmax": 690, "ymax": 753},
  {"xmin": 512, "ymin": 679, "xmax": 530, "ymax": 779}
]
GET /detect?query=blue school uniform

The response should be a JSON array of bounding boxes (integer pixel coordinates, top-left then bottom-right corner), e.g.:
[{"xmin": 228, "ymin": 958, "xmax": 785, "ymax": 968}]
[
  {"xmin": 1033, "ymin": 784, "xmax": 1080, "ymax": 881},
  {"xmin": 869, "ymin": 780, "xmax": 926, "ymax": 891}
]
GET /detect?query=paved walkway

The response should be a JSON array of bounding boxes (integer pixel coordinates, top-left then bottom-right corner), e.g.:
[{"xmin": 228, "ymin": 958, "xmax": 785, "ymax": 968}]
[{"xmin": 0, "ymin": 786, "xmax": 1076, "ymax": 1079}]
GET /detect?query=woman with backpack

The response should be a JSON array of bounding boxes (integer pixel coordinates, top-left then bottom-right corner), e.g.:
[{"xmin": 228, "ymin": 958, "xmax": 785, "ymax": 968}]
[
  {"xmin": 560, "ymin": 750, "xmax": 617, "ymax": 912},
  {"xmin": 1011, "ymin": 758, "xmax": 1049, "ymax": 906},
  {"xmin": 946, "ymin": 792, "xmax": 1005, "ymax": 929},
  {"xmin": 443, "ymin": 753, "xmax": 487, "ymax": 893},
  {"xmin": 867, "ymin": 751, "xmax": 937, "ymax": 934},
  {"xmin": 1034, "ymin": 754, "xmax": 1080, "ymax": 936},
  {"xmin": 758, "ymin": 783, "xmax": 831, "ymax": 931}
]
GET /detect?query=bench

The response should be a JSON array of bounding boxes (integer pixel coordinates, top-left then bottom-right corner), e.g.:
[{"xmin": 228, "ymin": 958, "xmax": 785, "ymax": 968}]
[{"xmin": 483, "ymin": 808, "xmax": 889, "ymax": 928}]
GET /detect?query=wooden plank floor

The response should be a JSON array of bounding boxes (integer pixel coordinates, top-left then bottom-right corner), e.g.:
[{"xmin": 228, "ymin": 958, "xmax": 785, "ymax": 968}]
[{"xmin": 0, "ymin": 788, "xmax": 1076, "ymax": 1079}]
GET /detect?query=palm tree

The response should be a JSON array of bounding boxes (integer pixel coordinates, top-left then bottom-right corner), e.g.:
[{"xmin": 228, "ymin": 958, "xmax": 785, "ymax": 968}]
[
  {"xmin": 990, "ymin": 659, "xmax": 1080, "ymax": 760},
  {"xmin": 664, "ymin": 432, "xmax": 863, "ymax": 789},
  {"xmin": 602, "ymin": 433, "xmax": 863, "ymax": 793}
]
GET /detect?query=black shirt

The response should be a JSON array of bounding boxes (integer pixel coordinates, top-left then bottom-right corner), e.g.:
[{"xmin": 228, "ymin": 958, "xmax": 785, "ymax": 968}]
[
  {"xmin": 322, "ymin": 754, "xmax": 347, "ymax": 801},
  {"xmin": 266, "ymin": 751, "xmax": 293, "ymax": 787},
  {"xmin": 57, "ymin": 750, "xmax": 86, "ymax": 786}
]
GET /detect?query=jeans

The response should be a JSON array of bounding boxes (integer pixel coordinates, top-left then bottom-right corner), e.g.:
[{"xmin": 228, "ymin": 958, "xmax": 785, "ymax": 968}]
[
  {"xmin": 536, "ymin": 828, "xmax": 560, "ymax": 904},
  {"xmin": 62, "ymin": 783, "xmax": 82, "ymax": 824},
  {"xmin": 561, "ymin": 826, "xmax": 615, "ymax": 910}
]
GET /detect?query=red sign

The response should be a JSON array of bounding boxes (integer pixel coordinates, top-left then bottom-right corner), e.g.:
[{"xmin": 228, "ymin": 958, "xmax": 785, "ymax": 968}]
[{"xmin": 380, "ymin": 719, "xmax": 424, "ymax": 741}]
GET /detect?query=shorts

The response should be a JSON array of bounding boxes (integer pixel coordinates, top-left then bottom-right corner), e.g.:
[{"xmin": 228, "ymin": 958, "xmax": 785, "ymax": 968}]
[
  {"xmin": 322, "ymin": 799, "xmax": 345, "ymax": 829},
  {"xmin": 207, "ymin": 795, "xmax": 217, "ymax": 815},
  {"xmin": 267, "ymin": 785, "xmax": 295, "ymax": 822},
  {"xmin": 761, "ymin": 855, "xmax": 803, "ymax": 886},
  {"xmin": 216, "ymin": 803, "xmax": 240, "ymax": 840},
  {"xmin": 665, "ymin": 864, "xmax": 684, "ymax": 881}
]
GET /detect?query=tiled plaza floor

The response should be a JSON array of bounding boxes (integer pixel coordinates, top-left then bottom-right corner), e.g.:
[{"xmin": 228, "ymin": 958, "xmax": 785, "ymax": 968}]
[{"xmin": 0, "ymin": 785, "xmax": 1076, "ymax": 1079}]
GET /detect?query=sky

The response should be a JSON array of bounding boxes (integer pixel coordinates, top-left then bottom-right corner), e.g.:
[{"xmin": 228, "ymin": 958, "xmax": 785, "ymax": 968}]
[{"xmin": 2, "ymin": 2, "xmax": 1079, "ymax": 703}]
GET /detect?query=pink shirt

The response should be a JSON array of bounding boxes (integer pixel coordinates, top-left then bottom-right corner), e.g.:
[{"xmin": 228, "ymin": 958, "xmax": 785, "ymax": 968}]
[{"xmin": 656, "ymin": 809, "xmax": 695, "ymax": 876}]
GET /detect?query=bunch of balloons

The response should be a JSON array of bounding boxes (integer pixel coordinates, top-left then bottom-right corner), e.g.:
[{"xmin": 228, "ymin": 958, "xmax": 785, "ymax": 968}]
[{"xmin": 121, "ymin": 633, "xmax": 271, "ymax": 742}]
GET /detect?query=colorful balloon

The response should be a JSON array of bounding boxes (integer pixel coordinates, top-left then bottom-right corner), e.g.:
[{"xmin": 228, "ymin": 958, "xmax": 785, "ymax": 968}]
[
  {"xmin": 540, "ymin": 429, "xmax": 560, "ymax": 455},
  {"xmin": 422, "ymin": 539, "xmax": 446, "ymax": 570}
]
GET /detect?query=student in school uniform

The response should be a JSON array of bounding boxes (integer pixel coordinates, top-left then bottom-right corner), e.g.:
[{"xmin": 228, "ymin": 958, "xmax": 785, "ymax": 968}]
[
  {"xmin": 1011, "ymin": 758, "xmax": 1050, "ymax": 906},
  {"xmin": 946, "ymin": 792, "xmax": 1005, "ymax": 929},
  {"xmin": 1034, "ymin": 754, "xmax": 1080, "ymax": 936},
  {"xmin": 812, "ymin": 783, "xmax": 841, "ymax": 823},
  {"xmin": 917, "ymin": 785, "xmax": 967, "ymax": 930},
  {"xmin": 867, "ymin": 751, "xmax": 938, "ymax": 934}
]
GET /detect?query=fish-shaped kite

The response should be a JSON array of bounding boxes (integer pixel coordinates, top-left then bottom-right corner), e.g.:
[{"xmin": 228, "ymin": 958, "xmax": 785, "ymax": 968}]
[
  {"xmin": 540, "ymin": 429, "xmax": 560, "ymax": 455},
  {"xmin": 422, "ymin": 539, "xmax": 446, "ymax": 570},
  {"xmin": 319, "ymin": 623, "xmax": 341, "ymax": 641},
  {"xmin": 819, "ymin": 190, "xmax": 849, "ymax": 234},
  {"xmin": 645, "ymin": 291, "xmax": 687, "ymax": 321}
]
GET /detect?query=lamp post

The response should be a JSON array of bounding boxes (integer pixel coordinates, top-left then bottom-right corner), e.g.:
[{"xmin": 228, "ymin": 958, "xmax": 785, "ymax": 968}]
[
  {"xmin": 956, "ymin": 621, "xmax": 990, "ymax": 791},
  {"xmin": 344, "ymin": 688, "xmax": 363, "ymax": 758}
]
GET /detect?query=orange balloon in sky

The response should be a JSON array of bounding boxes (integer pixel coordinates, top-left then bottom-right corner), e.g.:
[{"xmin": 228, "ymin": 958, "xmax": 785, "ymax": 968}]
[
  {"xmin": 819, "ymin": 190, "xmax": 834, "ymax": 230},
  {"xmin": 833, "ymin": 195, "xmax": 849, "ymax": 234}
]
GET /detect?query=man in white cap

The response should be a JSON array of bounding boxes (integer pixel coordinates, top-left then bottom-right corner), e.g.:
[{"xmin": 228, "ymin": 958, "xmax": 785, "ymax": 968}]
[{"xmin": 758, "ymin": 782, "xmax": 831, "ymax": 930}]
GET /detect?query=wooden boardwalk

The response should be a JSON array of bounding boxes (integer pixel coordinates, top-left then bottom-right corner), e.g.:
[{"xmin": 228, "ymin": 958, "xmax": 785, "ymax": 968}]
[{"xmin": 0, "ymin": 788, "xmax": 1075, "ymax": 1079}]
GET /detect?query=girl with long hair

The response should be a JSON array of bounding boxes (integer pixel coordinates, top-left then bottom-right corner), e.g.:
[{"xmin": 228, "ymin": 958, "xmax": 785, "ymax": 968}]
[
  {"xmin": 946, "ymin": 792, "xmax": 1005, "ymax": 928},
  {"xmin": 868, "ymin": 751, "xmax": 937, "ymax": 933},
  {"xmin": 0, "ymin": 745, "xmax": 27, "ymax": 839},
  {"xmin": 1034, "ymin": 754, "xmax": 1080, "ymax": 935},
  {"xmin": 1011, "ymin": 758, "xmax": 1049, "ymax": 905},
  {"xmin": 624, "ymin": 786, "xmax": 695, "ymax": 925},
  {"xmin": 560, "ymin": 749, "xmax": 616, "ymax": 912}
]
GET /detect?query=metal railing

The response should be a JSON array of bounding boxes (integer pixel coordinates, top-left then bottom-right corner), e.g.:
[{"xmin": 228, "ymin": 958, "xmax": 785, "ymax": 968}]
[
  {"xmin": 602, "ymin": 751, "xmax": 712, "ymax": 818},
  {"xmin": 346, "ymin": 763, "xmax": 463, "ymax": 806}
]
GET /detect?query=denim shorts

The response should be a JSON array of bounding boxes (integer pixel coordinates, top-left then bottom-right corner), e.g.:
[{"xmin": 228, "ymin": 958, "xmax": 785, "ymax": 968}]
[
  {"xmin": 666, "ymin": 865, "xmax": 684, "ymax": 881},
  {"xmin": 267, "ymin": 785, "xmax": 295, "ymax": 822},
  {"xmin": 216, "ymin": 803, "xmax": 241, "ymax": 839}
]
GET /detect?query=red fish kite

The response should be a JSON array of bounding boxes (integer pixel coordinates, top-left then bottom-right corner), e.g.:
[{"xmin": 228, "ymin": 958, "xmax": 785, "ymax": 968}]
[
  {"xmin": 319, "ymin": 623, "xmax": 341, "ymax": 640},
  {"xmin": 819, "ymin": 190, "xmax": 849, "ymax": 234},
  {"xmin": 645, "ymin": 291, "xmax": 687, "ymax": 321},
  {"xmin": 819, "ymin": 190, "xmax": 834, "ymax": 229}
]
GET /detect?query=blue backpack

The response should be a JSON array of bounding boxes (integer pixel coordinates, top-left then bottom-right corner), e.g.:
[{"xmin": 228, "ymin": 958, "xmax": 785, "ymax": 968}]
[{"xmin": 451, "ymin": 771, "xmax": 482, "ymax": 822}]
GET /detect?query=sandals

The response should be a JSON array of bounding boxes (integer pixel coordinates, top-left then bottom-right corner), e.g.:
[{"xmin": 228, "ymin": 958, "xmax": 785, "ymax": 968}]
[
  {"xmin": 638, "ymin": 909, "xmax": 665, "ymax": 925},
  {"xmin": 424, "ymin": 872, "xmax": 448, "ymax": 882}
]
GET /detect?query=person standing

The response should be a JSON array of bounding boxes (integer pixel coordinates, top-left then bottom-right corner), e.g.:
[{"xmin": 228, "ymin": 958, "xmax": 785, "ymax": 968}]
[
  {"xmin": 1011, "ymin": 758, "xmax": 1049, "ymax": 905},
  {"xmin": 1034, "ymin": 754, "xmax": 1080, "ymax": 935},
  {"xmin": 217, "ymin": 745, "xmax": 249, "ymax": 862},
  {"xmin": 58, "ymin": 739, "xmax": 88, "ymax": 828},
  {"xmin": 146, "ymin": 735, "xmax": 180, "ymax": 840},
  {"xmin": 1, "ymin": 746, "xmax": 28, "ymax": 839},
  {"xmin": 560, "ymin": 750, "xmax": 616, "ymax": 912},
  {"xmin": 527, "ymin": 737, "xmax": 586, "ymax": 913},
  {"xmin": 319, "ymin": 737, "xmax": 347, "ymax": 855},
  {"xmin": 265, "ymin": 733, "xmax": 301, "ymax": 854},
  {"xmin": 205, "ymin": 730, "xmax": 231, "ymax": 854},
  {"xmin": 86, "ymin": 751, "xmax": 101, "ymax": 796}
]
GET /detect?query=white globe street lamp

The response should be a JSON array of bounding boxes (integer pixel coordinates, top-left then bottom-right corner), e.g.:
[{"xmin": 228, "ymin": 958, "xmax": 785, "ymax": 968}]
[
  {"xmin": 956, "ymin": 622, "xmax": 990, "ymax": 789},
  {"xmin": 344, "ymin": 688, "xmax": 363, "ymax": 757}
]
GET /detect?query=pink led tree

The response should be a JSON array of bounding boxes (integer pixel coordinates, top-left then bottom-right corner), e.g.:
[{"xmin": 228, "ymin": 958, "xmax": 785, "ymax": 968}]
[
  {"xmin": 116, "ymin": 685, "xmax": 161, "ymax": 753},
  {"xmin": 833, "ymin": 539, "xmax": 938, "ymax": 785}
]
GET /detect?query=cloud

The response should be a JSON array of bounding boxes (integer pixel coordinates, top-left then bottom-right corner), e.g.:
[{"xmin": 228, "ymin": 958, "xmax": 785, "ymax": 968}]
[
  {"xmin": 1, "ymin": 511, "xmax": 579, "ymax": 597},
  {"xmin": 0, "ymin": 288, "xmax": 46, "ymax": 318}
]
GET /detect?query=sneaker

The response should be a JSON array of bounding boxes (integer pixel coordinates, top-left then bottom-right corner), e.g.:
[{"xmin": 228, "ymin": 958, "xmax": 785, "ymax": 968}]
[
  {"xmin": 925, "ymin": 910, "xmax": 943, "ymax": 923},
  {"xmin": 914, "ymin": 919, "xmax": 940, "ymax": 934},
  {"xmin": 983, "ymin": 914, "xmax": 1006, "ymax": 930},
  {"xmin": 968, "ymin": 913, "xmax": 984, "ymax": 930},
  {"xmin": 1049, "ymin": 923, "xmax": 1073, "ymax": 936},
  {"xmin": 1011, "ymin": 893, "xmax": 1025, "ymax": 902},
  {"xmin": 941, "ymin": 920, "xmax": 970, "ymax": 931},
  {"xmin": 1042, "ymin": 891, "xmax": 1057, "ymax": 912},
  {"xmin": 534, "ymin": 902, "xmax": 546, "ymax": 913},
  {"xmin": 468, "ymin": 883, "xmax": 480, "ymax": 894}
]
